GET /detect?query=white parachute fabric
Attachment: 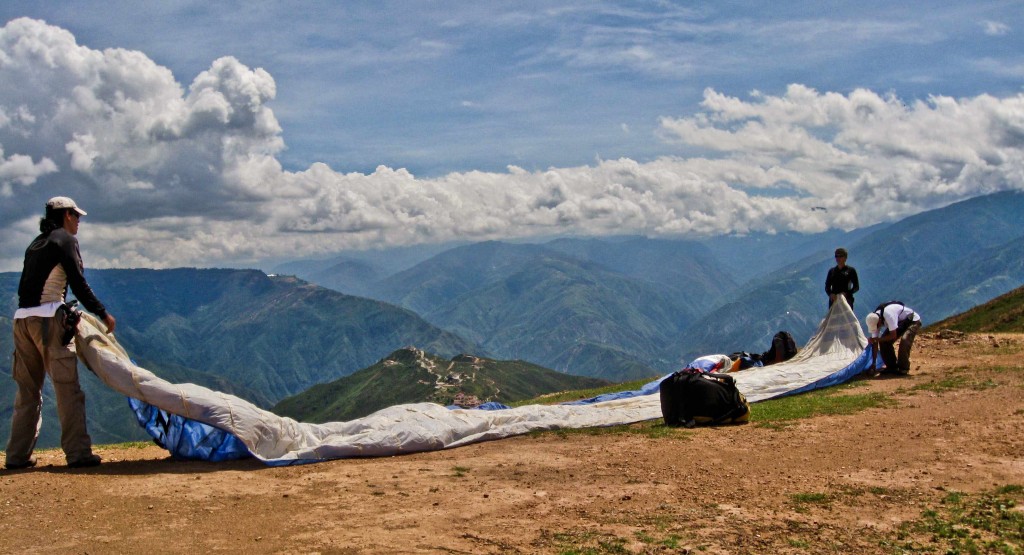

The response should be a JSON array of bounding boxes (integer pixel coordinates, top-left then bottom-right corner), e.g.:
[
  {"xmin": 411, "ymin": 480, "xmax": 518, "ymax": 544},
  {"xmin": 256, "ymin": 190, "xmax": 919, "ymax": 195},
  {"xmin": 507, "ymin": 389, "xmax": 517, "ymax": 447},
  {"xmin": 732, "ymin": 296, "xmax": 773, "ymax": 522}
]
[
  {"xmin": 730, "ymin": 294, "xmax": 868, "ymax": 401},
  {"xmin": 72, "ymin": 297, "xmax": 867, "ymax": 465}
]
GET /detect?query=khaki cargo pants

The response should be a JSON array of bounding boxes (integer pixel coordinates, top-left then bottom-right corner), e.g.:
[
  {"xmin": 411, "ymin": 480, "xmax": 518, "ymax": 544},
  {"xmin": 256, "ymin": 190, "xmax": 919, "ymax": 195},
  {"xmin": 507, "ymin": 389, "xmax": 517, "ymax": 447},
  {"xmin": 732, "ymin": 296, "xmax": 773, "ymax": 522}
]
[
  {"xmin": 6, "ymin": 316, "xmax": 94, "ymax": 466},
  {"xmin": 879, "ymin": 319, "xmax": 922, "ymax": 375}
]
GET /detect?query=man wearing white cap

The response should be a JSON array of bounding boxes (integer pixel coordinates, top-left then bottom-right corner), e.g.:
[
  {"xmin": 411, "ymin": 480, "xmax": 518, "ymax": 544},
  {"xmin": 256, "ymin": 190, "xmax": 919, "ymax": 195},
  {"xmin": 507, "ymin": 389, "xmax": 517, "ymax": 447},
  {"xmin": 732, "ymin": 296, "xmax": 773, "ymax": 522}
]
[
  {"xmin": 5, "ymin": 197, "xmax": 116, "ymax": 470},
  {"xmin": 865, "ymin": 301, "xmax": 921, "ymax": 375}
]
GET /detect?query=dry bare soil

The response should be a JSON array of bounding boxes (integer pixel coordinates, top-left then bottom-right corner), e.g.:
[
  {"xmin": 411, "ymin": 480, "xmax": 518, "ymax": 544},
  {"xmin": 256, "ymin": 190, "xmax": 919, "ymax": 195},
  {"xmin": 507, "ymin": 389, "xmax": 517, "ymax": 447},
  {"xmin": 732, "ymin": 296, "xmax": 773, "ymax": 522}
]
[{"xmin": 1, "ymin": 332, "xmax": 1022, "ymax": 554}]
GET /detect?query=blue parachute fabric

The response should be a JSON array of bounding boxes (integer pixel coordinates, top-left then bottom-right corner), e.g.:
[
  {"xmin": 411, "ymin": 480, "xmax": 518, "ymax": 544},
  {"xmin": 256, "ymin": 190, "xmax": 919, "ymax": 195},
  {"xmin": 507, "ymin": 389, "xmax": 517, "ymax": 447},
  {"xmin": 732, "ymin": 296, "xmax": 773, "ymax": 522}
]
[
  {"xmin": 770, "ymin": 347, "xmax": 873, "ymax": 399},
  {"xmin": 560, "ymin": 374, "xmax": 668, "ymax": 405},
  {"xmin": 128, "ymin": 397, "xmax": 252, "ymax": 462},
  {"xmin": 447, "ymin": 401, "xmax": 512, "ymax": 410},
  {"xmin": 474, "ymin": 401, "xmax": 512, "ymax": 410},
  {"xmin": 737, "ymin": 357, "xmax": 764, "ymax": 369}
]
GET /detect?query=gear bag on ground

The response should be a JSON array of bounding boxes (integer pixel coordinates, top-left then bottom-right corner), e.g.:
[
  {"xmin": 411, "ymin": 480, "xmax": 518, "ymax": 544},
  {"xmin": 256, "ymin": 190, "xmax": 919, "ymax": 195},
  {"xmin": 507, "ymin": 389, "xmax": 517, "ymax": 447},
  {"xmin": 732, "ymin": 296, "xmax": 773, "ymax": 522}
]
[{"xmin": 659, "ymin": 371, "xmax": 750, "ymax": 428}]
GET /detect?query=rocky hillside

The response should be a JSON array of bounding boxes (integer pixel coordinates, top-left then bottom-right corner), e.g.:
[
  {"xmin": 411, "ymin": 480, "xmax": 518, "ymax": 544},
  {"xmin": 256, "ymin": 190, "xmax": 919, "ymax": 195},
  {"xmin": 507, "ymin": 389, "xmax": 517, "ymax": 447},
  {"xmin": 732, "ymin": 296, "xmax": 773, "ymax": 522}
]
[{"xmin": 273, "ymin": 346, "xmax": 611, "ymax": 422}]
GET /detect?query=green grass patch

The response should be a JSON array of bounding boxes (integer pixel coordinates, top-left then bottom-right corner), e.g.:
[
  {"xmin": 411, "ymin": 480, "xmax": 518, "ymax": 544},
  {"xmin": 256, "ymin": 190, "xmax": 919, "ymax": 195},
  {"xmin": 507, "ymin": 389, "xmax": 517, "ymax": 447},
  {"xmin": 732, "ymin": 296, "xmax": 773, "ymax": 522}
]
[
  {"xmin": 549, "ymin": 527, "xmax": 685, "ymax": 555},
  {"xmin": 911, "ymin": 375, "xmax": 972, "ymax": 393},
  {"xmin": 751, "ymin": 382, "xmax": 895, "ymax": 424},
  {"xmin": 791, "ymin": 492, "xmax": 830, "ymax": 504},
  {"xmin": 658, "ymin": 535, "xmax": 682, "ymax": 549},
  {"xmin": 514, "ymin": 378, "xmax": 653, "ymax": 406},
  {"xmin": 886, "ymin": 484, "xmax": 1024, "ymax": 554},
  {"xmin": 990, "ymin": 364, "xmax": 1024, "ymax": 374},
  {"xmin": 927, "ymin": 285, "xmax": 1024, "ymax": 332},
  {"xmin": 451, "ymin": 465, "xmax": 470, "ymax": 477},
  {"xmin": 909, "ymin": 367, "xmax": 1002, "ymax": 394},
  {"xmin": 519, "ymin": 374, "xmax": 900, "ymax": 438},
  {"xmin": 790, "ymin": 491, "xmax": 832, "ymax": 514}
]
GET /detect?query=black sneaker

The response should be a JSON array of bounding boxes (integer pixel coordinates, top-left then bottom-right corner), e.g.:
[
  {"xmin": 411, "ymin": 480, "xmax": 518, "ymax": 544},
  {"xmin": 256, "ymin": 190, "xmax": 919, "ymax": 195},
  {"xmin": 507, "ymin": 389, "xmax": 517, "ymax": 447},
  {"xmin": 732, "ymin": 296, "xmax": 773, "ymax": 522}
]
[
  {"xmin": 5, "ymin": 456, "xmax": 37, "ymax": 470},
  {"xmin": 67, "ymin": 454, "xmax": 101, "ymax": 468}
]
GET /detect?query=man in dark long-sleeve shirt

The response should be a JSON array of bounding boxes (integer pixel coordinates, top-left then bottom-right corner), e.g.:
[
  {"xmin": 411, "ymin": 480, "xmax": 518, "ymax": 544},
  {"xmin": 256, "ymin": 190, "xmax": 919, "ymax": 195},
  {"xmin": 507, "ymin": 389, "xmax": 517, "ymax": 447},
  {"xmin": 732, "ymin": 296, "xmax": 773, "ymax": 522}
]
[
  {"xmin": 825, "ymin": 247, "xmax": 859, "ymax": 308},
  {"xmin": 5, "ymin": 197, "xmax": 116, "ymax": 470}
]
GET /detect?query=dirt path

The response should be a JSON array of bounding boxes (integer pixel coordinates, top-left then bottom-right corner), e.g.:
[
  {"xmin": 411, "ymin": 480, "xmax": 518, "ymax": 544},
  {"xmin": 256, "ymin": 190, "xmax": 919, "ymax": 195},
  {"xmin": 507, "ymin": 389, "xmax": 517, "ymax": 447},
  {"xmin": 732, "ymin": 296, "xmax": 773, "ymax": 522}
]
[{"xmin": 1, "ymin": 332, "xmax": 1022, "ymax": 554}]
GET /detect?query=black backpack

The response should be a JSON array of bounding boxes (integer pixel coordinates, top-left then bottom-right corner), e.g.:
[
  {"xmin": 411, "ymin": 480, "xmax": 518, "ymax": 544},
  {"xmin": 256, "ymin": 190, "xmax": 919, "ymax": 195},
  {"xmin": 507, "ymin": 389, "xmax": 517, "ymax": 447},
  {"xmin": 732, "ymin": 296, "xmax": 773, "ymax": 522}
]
[
  {"xmin": 660, "ymin": 371, "xmax": 750, "ymax": 428},
  {"xmin": 873, "ymin": 300, "xmax": 917, "ymax": 336},
  {"xmin": 873, "ymin": 300, "xmax": 904, "ymax": 316},
  {"xmin": 761, "ymin": 331, "xmax": 797, "ymax": 365}
]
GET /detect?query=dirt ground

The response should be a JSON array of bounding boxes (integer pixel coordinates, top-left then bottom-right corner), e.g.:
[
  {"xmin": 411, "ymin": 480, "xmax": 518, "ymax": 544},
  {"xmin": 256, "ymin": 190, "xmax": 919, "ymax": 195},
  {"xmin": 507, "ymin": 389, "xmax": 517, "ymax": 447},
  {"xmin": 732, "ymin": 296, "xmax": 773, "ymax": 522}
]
[{"xmin": 1, "ymin": 332, "xmax": 1022, "ymax": 554}]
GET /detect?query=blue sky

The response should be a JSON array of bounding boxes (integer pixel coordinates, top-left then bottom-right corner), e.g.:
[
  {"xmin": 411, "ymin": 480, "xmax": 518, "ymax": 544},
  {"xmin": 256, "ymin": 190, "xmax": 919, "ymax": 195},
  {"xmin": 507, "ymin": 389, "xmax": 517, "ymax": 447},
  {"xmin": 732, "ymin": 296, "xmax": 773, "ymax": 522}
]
[
  {"xmin": 11, "ymin": 1, "xmax": 1020, "ymax": 176},
  {"xmin": 0, "ymin": 2, "xmax": 1022, "ymax": 269}
]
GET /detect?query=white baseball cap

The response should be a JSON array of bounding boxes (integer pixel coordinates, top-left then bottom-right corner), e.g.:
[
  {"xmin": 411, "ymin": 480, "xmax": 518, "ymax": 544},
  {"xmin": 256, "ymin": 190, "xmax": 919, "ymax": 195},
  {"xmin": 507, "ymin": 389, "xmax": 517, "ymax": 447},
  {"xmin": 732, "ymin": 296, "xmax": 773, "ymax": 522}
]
[
  {"xmin": 47, "ymin": 196, "xmax": 87, "ymax": 216},
  {"xmin": 865, "ymin": 312, "xmax": 880, "ymax": 334}
]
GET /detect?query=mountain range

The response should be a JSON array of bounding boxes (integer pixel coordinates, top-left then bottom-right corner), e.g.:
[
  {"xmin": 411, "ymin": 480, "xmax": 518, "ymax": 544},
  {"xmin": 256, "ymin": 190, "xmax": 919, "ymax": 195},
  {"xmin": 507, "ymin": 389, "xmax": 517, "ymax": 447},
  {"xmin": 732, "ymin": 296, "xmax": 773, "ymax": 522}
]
[
  {"xmin": 676, "ymin": 190, "xmax": 1024, "ymax": 356},
  {"xmin": 370, "ymin": 239, "xmax": 736, "ymax": 379},
  {"xmin": 280, "ymin": 190, "xmax": 1024, "ymax": 374}
]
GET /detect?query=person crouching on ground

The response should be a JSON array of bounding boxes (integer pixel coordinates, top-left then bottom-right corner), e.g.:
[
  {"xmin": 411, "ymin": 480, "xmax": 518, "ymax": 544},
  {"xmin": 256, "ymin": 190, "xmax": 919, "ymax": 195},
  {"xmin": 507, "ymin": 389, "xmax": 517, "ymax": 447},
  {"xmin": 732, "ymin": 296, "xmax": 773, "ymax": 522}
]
[
  {"xmin": 865, "ymin": 302, "xmax": 921, "ymax": 375},
  {"xmin": 5, "ymin": 197, "xmax": 116, "ymax": 470}
]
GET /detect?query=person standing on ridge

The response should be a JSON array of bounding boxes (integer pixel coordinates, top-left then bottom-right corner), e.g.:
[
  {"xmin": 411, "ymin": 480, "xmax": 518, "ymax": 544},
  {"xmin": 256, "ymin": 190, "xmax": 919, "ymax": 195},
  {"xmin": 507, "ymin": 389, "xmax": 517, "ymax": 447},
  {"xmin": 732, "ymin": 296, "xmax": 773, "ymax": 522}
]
[
  {"xmin": 825, "ymin": 247, "xmax": 859, "ymax": 308},
  {"xmin": 5, "ymin": 197, "xmax": 116, "ymax": 470}
]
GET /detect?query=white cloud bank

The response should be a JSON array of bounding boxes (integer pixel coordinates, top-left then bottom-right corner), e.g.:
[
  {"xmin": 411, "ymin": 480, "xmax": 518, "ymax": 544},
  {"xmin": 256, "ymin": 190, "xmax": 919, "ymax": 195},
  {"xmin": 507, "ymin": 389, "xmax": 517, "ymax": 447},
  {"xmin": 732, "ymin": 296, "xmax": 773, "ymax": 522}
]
[{"xmin": 1, "ymin": 18, "xmax": 1023, "ymax": 270}]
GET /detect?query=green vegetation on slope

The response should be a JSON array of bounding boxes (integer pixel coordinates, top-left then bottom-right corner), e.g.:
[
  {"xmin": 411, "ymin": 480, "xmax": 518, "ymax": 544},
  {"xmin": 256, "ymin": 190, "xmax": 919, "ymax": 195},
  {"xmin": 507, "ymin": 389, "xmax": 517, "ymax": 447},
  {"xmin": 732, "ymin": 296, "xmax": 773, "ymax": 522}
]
[
  {"xmin": 273, "ymin": 347, "xmax": 612, "ymax": 423},
  {"xmin": 927, "ymin": 284, "xmax": 1024, "ymax": 333}
]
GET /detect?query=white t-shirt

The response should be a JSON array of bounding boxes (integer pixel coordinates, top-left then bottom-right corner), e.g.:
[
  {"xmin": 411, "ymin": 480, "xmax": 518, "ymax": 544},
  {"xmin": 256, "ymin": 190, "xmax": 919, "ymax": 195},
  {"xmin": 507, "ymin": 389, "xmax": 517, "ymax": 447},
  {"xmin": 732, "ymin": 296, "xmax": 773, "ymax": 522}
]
[
  {"xmin": 878, "ymin": 303, "xmax": 920, "ymax": 335},
  {"xmin": 13, "ymin": 301, "xmax": 62, "ymax": 320}
]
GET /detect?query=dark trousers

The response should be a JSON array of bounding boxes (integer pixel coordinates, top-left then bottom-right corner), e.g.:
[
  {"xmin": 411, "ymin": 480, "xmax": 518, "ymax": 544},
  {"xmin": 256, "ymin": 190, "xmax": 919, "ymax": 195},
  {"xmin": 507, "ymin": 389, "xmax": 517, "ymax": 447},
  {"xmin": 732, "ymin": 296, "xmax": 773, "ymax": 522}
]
[{"xmin": 879, "ymin": 319, "xmax": 921, "ymax": 374}]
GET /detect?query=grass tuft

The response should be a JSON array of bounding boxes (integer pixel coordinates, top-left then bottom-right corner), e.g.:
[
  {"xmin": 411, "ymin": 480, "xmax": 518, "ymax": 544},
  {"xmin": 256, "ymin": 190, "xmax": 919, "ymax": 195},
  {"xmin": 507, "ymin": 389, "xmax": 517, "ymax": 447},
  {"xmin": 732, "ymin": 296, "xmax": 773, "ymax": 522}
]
[
  {"xmin": 909, "ymin": 366, "xmax": 1002, "ymax": 394},
  {"xmin": 514, "ymin": 378, "xmax": 654, "ymax": 407},
  {"xmin": 550, "ymin": 527, "xmax": 685, "ymax": 554},
  {"xmin": 888, "ymin": 484, "xmax": 1024, "ymax": 553},
  {"xmin": 751, "ymin": 382, "xmax": 895, "ymax": 424}
]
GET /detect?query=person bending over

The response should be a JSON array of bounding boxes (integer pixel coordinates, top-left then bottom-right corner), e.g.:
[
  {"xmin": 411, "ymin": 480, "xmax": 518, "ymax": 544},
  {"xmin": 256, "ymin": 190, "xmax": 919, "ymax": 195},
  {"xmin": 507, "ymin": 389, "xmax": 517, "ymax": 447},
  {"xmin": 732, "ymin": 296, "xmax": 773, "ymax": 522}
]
[{"xmin": 865, "ymin": 301, "xmax": 920, "ymax": 375}]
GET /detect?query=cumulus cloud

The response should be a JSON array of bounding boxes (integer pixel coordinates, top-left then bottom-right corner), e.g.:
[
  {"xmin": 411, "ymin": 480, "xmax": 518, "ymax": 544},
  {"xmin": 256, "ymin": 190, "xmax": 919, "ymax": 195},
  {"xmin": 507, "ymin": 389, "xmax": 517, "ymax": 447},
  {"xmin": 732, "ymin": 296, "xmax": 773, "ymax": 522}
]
[
  {"xmin": 0, "ymin": 18, "xmax": 281, "ymax": 221},
  {"xmin": 983, "ymin": 20, "xmax": 1010, "ymax": 36},
  {"xmin": 659, "ymin": 85, "xmax": 1024, "ymax": 229},
  {"xmin": 0, "ymin": 144, "xmax": 57, "ymax": 195},
  {"xmin": 2, "ymin": 18, "xmax": 1023, "ymax": 271}
]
